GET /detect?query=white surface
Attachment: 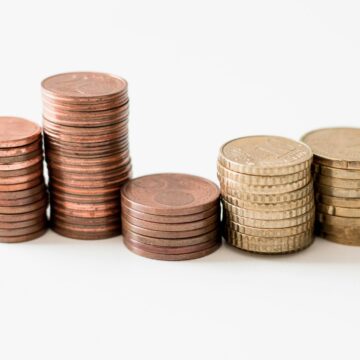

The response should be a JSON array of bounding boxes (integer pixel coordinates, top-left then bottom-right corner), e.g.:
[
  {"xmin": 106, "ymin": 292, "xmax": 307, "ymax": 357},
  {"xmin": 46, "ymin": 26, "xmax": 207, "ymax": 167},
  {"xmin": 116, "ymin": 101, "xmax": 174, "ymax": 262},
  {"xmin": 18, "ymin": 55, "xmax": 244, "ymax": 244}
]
[{"xmin": 0, "ymin": 1, "xmax": 359, "ymax": 359}]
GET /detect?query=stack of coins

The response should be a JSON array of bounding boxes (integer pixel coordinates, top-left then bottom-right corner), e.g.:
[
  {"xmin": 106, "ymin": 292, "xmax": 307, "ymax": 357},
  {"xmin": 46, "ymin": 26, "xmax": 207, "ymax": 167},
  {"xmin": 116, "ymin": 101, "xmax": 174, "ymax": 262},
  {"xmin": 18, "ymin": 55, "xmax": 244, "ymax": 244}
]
[
  {"xmin": 218, "ymin": 136, "xmax": 315, "ymax": 254},
  {"xmin": 302, "ymin": 128, "xmax": 360, "ymax": 245},
  {"xmin": 41, "ymin": 72, "xmax": 132, "ymax": 240},
  {"xmin": 121, "ymin": 174, "xmax": 221, "ymax": 260},
  {"xmin": 0, "ymin": 117, "xmax": 48, "ymax": 242}
]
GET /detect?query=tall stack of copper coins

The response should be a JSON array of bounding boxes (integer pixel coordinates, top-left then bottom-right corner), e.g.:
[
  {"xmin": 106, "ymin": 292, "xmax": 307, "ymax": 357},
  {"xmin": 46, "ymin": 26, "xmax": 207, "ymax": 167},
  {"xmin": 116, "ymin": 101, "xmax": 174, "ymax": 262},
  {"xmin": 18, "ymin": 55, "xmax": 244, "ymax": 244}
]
[
  {"xmin": 121, "ymin": 174, "xmax": 221, "ymax": 260},
  {"xmin": 218, "ymin": 136, "xmax": 315, "ymax": 254},
  {"xmin": 302, "ymin": 128, "xmax": 360, "ymax": 245},
  {"xmin": 41, "ymin": 72, "xmax": 132, "ymax": 240},
  {"xmin": 0, "ymin": 117, "xmax": 48, "ymax": 242}
]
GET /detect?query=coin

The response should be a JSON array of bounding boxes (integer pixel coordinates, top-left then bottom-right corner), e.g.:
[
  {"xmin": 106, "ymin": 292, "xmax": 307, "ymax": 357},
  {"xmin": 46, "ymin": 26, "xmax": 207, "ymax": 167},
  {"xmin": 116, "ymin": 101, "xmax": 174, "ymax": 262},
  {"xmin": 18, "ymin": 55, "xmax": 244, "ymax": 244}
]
[
  {"xmin": 0, "ymin": 197, "xmax": 47, "ymax": 214},
  {"xmin": 0, "ymin": 169, "xmax": 43, "ymax": 185},
  {"xmin": 0, "ymin": 140, "xmax": 42, "ymax": 157},
  {"xmin": 0, "ymin": 177, "xmax": 42, "ymax": 191},
  {"xmin": 0, "ymin": 184, "xmax": 46, "ymax": 200},
  {"xmin": 0, "ymin": 222, "xmax": 46, "ymax": 237},
  {"xmin": 313, "ymin": 163, "xmax": 360, "ymax": 179},
  {"xmin": 317, "ymin": 202, "xmax": 360, "ymax": 217},
  {"xmin": 0, "ymin": 206, "xmax": 47, "ymax": 222},
  {"xmin": 121, "ymin": 174, "xmax": 220, "ymax": 216},
  {"xmin": 51, "ymin": 212, "xmax": 119, "ymax": 226},
  {"xmin": 0, "ymin": 117, "xmax": 41, "ymax": 148},
  {"xmin": 0, "ymin": 191, "xmax": 46, "ymax": 207},
  {"xmin": 0, "ymin": 155, "xmax": 42, "ymax": 171},
  {"xmin": 302, "ymin": 128, "xmax": 360, "ymax": 169},
  {"xmin": 51, "ymin": 218, "xmax": 120, "ymax": 233},
  {"xmin": 315, "ymin": 193, "xmax": 360, "ymax": 208},
  {"xmin": 315, "ymin": 183, "xmax": 360, "ymax": 198},
  {"xmin": 0, "ymin": 149, "xmax": 42, "ymax": 164},
  {"xmin": 316, "ymin": 212, "xmax": 360, "ymax": 226},
  {"xmin": 0, "ymin": 163, "xmax": 43, "ymax": 178},
  {"xmin": 219, "ymin": 136, "xmax": 312, "ymax": 175},
  {"xmin": 52, "ymin": 225, "xmax": 120, "ymax": 240},
  {"xmin": 51, "ymin": 201, "xmax": 119, "ymax": 218},
  {"xmin": 0, "ymin": 218, "xmax": 46, "ymax": 229},
  {"xmin": 0, "ymin": 229, "xmax": 47, "ymax": 243},
  {"xmin": 315, "ymin": 174, "xmax": 360, "ymax": 189},
  {"xmin": 315, "ymin": 223, "xmax": 360, "ymax": 245}
]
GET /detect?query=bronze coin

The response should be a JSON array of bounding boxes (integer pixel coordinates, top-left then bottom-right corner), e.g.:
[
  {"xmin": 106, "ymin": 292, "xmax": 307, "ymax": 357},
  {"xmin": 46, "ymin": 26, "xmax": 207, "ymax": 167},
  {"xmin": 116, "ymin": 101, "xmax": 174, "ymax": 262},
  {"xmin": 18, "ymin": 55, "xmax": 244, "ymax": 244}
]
[
  {"xmin": 0, "ymin": 163, "xmax": 43, "ymax": 178},
  {"xmin": 121, "ymin": 173, "xmax": 220, "ymax": 216},
  {"xmin": 121, "ymin": 204, "xmax": 219, "ymax": 224},
  {"xmin": 51, "ymin": 201, "xmax": 119, "ymax": 218},
  {"xmin": 51, "ymin": 198, "xmax": 118, "ymax": 211},
  {"xmin": 122, "ymin": 217, "xmax": 219, "ymax": 239},
  {"xmin": 123, "ymin": 239, "xmax": 220, "ymax": 261},
  {"xmin": 0, "ymin": 205, "xmax": 47, "ymax": 222},
  {"xmin": 0, "ymin": 169, "xmax": 43, "ymax": 185},
  {"xmin": 51, "ymin": 224, "xmax": 120, "ymax": 240},
  {"xmin": 123, "ymin": 235, "xmax": 219, "ymax": 255},
  {"xmin": 50, "ymin": 189, "xmax": 118, "ymax": 203},
  {"xmin": 0, "ymin": 149, "xmax": 42, "ymax": 164},
  {"xmin": 0, "ymin": 197, "xmax": 48, "ymax": 214},
  {"xmin": 51, "ymin": 212, "xmax": 119, "ymax": 225},
  {"xmin": 0, "ymin": 190, "xmax": 46, "ymax": 207},
  {"xmin": 51, "ymin": 218, "xmax": 120, "ymax": 233},
  {"xmin": 0, "ymin": 117, "xmax": 41, "ymax": 148},
  {"xmin": 0, "ymin": 221, "xmax": 47, "ymax": 237},
  {"xmin": 0, "ymin": 155, "xmax": 43, "ymax": 171},
  {"xmin": 0, "ymin": 217, "xmax": 47, "ymax": 229},
  {"xmin": 122, "ymin": 227, "xmax": 220, "ymax": 247},
  {"xmin": 49, "ymin": 180, "xmax": 122, "ymax": 196},
  {"xmin": 0, "ymin": 177, "xmax": 43, "ymax": 192},
  {"xmin": 122, "ymin": 212, "xmax": 219, "ymax": 232},
  {"xmin": 0, "ymin": 184, "xmax": 46, "ymax": 200},
  {"xmin": 0, "ymin": 228, "xmax": 47, "ymax": 243},
  {"xmin": 0, "ymin": 139, "xmax": 42, "ymax": 157}
]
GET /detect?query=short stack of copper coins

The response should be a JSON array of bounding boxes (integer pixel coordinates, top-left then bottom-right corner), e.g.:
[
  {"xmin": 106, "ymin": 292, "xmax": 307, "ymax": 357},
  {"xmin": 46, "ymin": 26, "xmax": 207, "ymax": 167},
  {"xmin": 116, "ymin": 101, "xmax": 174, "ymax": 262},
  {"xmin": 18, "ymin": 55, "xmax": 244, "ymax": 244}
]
[
  {"xmin": 0, "ymin": 117, "xmax": 48, "ymax": 242},
  {"xmin": 218, "ymin": 136, "xmax": 315, "ymax": 254},
  {"xmin": 302, "ymin": 128, "xmax": 360, "ymax": 245},
  {"xmin": 41, "ymin": 72, "xmax": 132, "ymax": 240},
  {"xmin": 121, "ymin": 174, "xmax": 221, "ymax": 260}
]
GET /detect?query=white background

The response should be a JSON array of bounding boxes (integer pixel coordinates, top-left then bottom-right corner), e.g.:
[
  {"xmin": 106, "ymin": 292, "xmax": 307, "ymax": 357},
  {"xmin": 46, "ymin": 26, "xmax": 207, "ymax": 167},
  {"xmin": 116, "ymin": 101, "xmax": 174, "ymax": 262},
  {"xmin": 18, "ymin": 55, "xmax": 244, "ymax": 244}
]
[{"xmin": 0, "ymin": 1, "xmax": 359, "ymax": 359}]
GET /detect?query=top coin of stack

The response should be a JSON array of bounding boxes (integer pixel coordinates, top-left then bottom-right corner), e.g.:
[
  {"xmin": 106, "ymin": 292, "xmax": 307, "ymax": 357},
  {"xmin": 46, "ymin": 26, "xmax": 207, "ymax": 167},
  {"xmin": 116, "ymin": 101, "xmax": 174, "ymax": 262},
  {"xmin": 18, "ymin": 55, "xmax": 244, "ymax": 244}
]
[
  {"xmin": 218, "ymin": 136, "xmax": 315, "ymax": 254},
  {"xmin": 41, "ymin": 72, "xmax": 132, "ymax": 240},
  {"xmin": 302, "ymin": 128, "xmax": 360, "ymax": 245},
  {"xmin": 0, "ymin": 117, "xmax": 48, "ymax": 242},
  {"xmin": 121, "ymin": 173, "xmax": 221, "ymax": 260}
]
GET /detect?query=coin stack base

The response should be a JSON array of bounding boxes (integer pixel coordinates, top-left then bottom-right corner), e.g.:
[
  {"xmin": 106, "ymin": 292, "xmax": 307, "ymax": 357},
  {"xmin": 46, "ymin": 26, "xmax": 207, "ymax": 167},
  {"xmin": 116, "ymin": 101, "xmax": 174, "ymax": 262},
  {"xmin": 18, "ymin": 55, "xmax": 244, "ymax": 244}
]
[
  {"xmin": 218, "ymin": 136, "xmax": 315, "ymax": 254},
  {"xmin": 0, "ymin": 117, "xmax": 48, "ymax": 242},
  {"xmin": 302, "ymin": 128, "xmax": 360, "ymax": 246},
  {"xmin": 121, "ymin": 174, "xmax": 221, "ymax": 260},
  {"xmin": 41, "ymin": 72, "xmax": 132, "ymax": 240}
]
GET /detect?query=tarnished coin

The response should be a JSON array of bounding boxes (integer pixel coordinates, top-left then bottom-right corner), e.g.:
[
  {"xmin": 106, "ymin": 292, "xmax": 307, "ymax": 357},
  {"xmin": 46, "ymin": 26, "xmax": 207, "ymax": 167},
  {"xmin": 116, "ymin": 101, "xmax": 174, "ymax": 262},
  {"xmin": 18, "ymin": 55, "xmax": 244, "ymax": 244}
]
[
  {"xmin": 313, "ymin": 163, "xmax": 360, "ymax": 179},
  {"xmin": 0, "ymin": 117, "xmax": 41, "ymax": 148},
  {"xmin": 302, "ymin": 128, "xmax": 360, "ymax": 169},
  {"xmin": 122, "ymin": 227, "xmax": 220, "ymax": 247},
  {"xmin": 315, "ymin": 193, "xmax": 360, "ymax": 208},
  {"xmin": 315, "ymin": 183, "xmax": 360, "ymax": 198},
  {"xmin": 123, "ymin": 239, "xmax": 220, "ymax": 261},
  {"xmin": 219, "ymin": 136, "xmax": 312, "ymax": 175},
  {"xmin": 121, "ymin": 174, "xmax": 220, "ymax": 216},
  {"xmin": 0, "ymin": 229, "xmax": 47, "ymax": 243},
  {"xmin": 224, "ymin": 229, "xmax": 314, "ymax": 254}
]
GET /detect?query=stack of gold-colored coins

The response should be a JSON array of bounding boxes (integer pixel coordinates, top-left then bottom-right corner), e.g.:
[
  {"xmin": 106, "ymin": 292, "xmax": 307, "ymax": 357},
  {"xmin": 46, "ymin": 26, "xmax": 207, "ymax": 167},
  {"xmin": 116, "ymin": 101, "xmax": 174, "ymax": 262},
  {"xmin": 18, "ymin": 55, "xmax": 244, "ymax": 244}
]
[
  {"xmin": 302, "ymin": 128, "xmax": 360, "ymax": 245},
  {"xmin": 218, "ymin": 136, "xmax": 315, "ymax": 254},
  {"xmin": 41, "ymin": 72, "xmax": 132, "ymax": 240}
]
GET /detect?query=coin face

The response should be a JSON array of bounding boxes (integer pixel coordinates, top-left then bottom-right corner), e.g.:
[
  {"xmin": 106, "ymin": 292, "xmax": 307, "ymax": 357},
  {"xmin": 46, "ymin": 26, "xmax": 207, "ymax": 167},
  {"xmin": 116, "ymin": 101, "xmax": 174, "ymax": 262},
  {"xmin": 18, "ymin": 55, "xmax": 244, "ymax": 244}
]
[
  {"xmin": 302, "ymin": 128, "xmax": 360, "ymax": 169},
  {"xmin": 121, "ymin": 173, "xmax": 220, "ymax": 216},
  {"xmin": 219, "ymin": 136, "xmax": 312, "ymax": 175},
  {"xmin": 42, "ymin": 72, "xmax": 127, "ymax": 100}
]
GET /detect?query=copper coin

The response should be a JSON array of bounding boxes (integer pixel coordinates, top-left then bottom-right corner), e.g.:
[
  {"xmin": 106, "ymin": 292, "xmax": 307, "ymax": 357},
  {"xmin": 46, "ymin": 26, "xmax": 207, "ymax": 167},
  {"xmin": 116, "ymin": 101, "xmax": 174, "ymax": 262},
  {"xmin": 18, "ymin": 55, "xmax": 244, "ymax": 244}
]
[
  {"xmin": 123, "ymin": 239, "xmax": 220, "ymax": 261},
  {"xmin": 122, "ymin": 227, "xmax": 220, "ymax": 247},
  {"xmin": 0, "ymin": 221, "xmax": 47, "ymax": 237},
  {"xmin": 51, "ymin": 224, "xmax": 120, "ymax": 240},
  {"xmin": 121, "ymin": 174, "xmax": 220, "ymax": 216},
  {"xmin": 50, "ymin": 189, "xmax": 118, "ymax": 203},
  {"xmin": 121, "ymin": 204, "xmax": 219, "ymax": 224},
  {"xmin": 0, "ymin": 163, "xmax": 43, "ymax": 178},
  {"xmin": 51, "ymin": 211, "xmax": 119, "ymax": 225},
  {"xmin": 0, "ymin": 117, "xmax": 41, "ymax": 148},
  {"xmin": 0, "ymin": 217, "xmax": 47, "ymax": 229},
  {"xmin": 0, "ymin": 139, "xmax": 41, "ymax": 157},
  {"xmin": 51, "ymin": 218, "xmax": 120, "ymax": 233},
  {"xmin": 0, "ymin": 228, "xmax": 47, "ymax": 243},
  {"xmin": 51, "ymin": 198, "xmax": 118, "ymax": 211},
  {"xmin": 0, "ymin": 205, "xmax": 47, "ymax": 222},
  {"xmin": 0, "ymin": 197, "xmax": 47, "ymax": 214},
  {"xmin": 0, "ymin": 169, "xmax": 43, "ymax": 185},
  {"xmin": 0, "ymin": 155, "xmax": 42, "ymax": 171},
  {"xmin": 122, "ymin": 217, "xmax": 219, "ymax": 239},
  {"xmin": 122, "ymin": 212, "xmax": 219, "ymax": 232},
  {"xmin": 124, "ymin": 235, "xmax": 219, "ymax": 255},
  {"xmin": 41, "ymin": 72, "xmax": 128, "ymax": 101},
  {"xmin": 0, "ymin": 177, "xmax": 43, "ymax": 192},
  {"xmin": 0, "ymin": 190, "xmax": 46, "ymax": 207},
  {"xmin": 49, "ymin": 180, "xmax": 122, "ymax": 196},
  {"xmin": 51, "ymin": 201, "xmax": 119, "ymax": 218},
  {"xmin": 0, "ymin": 149, "xmax": 42, "ymax": 164},
  {"xmin": 0, "ymin": 184, "xmax": 46, "ymax": 200}
]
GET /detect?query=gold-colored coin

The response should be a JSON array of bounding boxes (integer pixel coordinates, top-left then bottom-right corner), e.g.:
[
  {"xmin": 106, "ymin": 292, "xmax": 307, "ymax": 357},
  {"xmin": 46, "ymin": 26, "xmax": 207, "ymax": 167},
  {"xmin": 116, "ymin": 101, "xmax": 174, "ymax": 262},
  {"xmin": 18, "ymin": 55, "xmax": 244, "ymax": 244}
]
[
  {"xmin": 219, "ymin": 173, "xmax": 311, "ymax": 194},
  {"xmin": 317, "ymin": 212, "xmax": 360, "ymax": 226},
  {"xmin": 316, "ymin": 223, "xmax": 360, "ymax": 246},
  {"xmin": 315, "ymin": 174, "xmax": 360, "ymax": 189},
  {"xmin": 222, "ymin": 197, "xmax": 314, "ymax": 220},
  {"xmin": 217, "ymin": 162, "xmax": 308, "ymax": 185},
  {"xmin": 222, "ymin": 180, "xmax": 313, "ymax": 203},
  {"xmin": 316, "ymin": 230, "xmax": 360, "ymax": 246},
  {"xmin": 224, "ymin": 228, "xmax": 314, "ymax": 254},
  {"xmin": 315, "ymin": 193, "xmax": 360, "ymax": 208},
  {"xmin": 218, "ymin": 136, "xmax": 312, "ymax": 176},
  {"xmin": 317, "ymin": 202, "xmax": 360, "ymax": 218},
  {"xmin": 224, "ymin": 207, "xmax": 315, "ymax": 228},
  {"xmin": 315, "ymin": 183, "xmax": 360, "ymax": 198},
  {"xmin": 313, "ymin": 162, "xmax": 360, "ymax": 179},
  {"xmin": 223, "ymin": 192, "xmax": 314, "ymax": 211},
  {"xmin": 225, "ymin": 218, "xmax": 314, "ymax": 237},
  {"xmin": 302, "ymin": 127, "xmax": 360, "ymax": 169}
]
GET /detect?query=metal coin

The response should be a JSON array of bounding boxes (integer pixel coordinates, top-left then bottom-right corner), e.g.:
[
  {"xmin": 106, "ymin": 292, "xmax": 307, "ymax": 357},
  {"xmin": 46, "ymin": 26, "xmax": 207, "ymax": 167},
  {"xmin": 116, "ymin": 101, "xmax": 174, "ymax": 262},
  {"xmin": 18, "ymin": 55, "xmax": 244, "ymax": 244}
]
[
  {"xmin": 49, "ymin": 180, "xmax": 123, "ymax": 196},
  {"xmin": 0, "ymin": 177, "xmax": 43, "ymax": 192},
  {"xmin": 50, "ymin": 189, "xmax": 118, "ymax": 204},
  {"xmin": 317, "ymin": 202, "xmax": 360, "ymax": 218},
  {"xmin": 315, "ymin": 193, "xmax": 360, "ymax": 208},
  {"xmin": 51, "ymin": 212, "xmax": 119, "ymax": 226},
  {"xmin": 315, "ymin": 222, "xmax": 360, "ymax": 245},
  {"xmin": 313, "ymin": 162, "xmax": 360, "ymax": 179},
  {"xmin": 0, "ymin": 221, "xmax": 47, "ymax": 237},
  {"xmin": 51, "ymin": 225, "xmax": 120, "ymax": 240},
  {"xmin": 0, "ymin": 228, "xmax": 47, "ymax": 243},
  {"xmin": 0, "ymin": 149, "xmax": 42, "ymax": 164},
  {"xmin": 315, "ymin": 183, "xmax": 360, "ymax": 198},
  {"xmin": 0, "ymin": 163, "xmax": 43, "ymax": 178},
  {"xmin": 316, "ymin": 174, "xmax": 360, "ymax": 189},
  {"xmin": 0, "ymin": 139, "xmax": 41, "ymax": 157},
  {"xmin": 0, "ymin": 184, "xmax": 46, "ymax": 200},
  {"xmin": 0, "ymin": 191, "xmax": 46, "ymax": 207},
  {"xmin": 0, "ymin": 197, "xmax": 47, "ymax": 214},
  {"xmin": 0, "ymin": 206, "xmax": 47, "ymax": 222},
  {"xmin": 51, "ymin": 201, "xmax": 119, "ymax": 218},
  {"xmin": 0, "ymin": 217, "xmax": 47, "ymax": 229},
  {"xmin": 51, "ymin": 198, "xmax": 118, "ymax": 211},
  {"xmin": 51, "ymin": 218, "xmax": 120, "ymax": 233},
  {"xmin": 0, "ymin": 155, "xmax": 42, "ymax": 171},
  {"xmin": 317, "ymin": 212, "xmax": 360, "ymax": 226},
  {"xmin": 0, "ymin": 169, "xmax": 43, "ymax": 185}
]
